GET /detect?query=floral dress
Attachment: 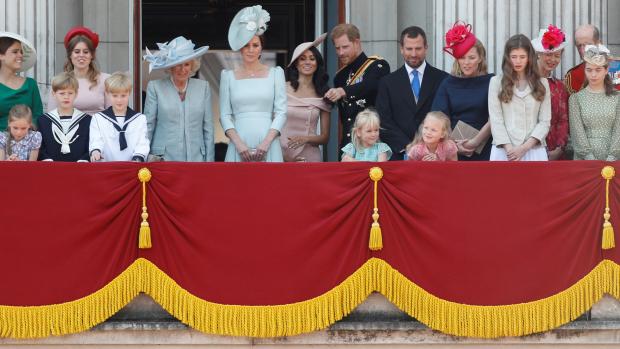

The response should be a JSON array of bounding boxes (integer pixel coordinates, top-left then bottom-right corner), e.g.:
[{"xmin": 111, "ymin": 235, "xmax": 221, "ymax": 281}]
[{"xmin": 0, "ymin": 130, "xmax": 42, "ymax": 160}]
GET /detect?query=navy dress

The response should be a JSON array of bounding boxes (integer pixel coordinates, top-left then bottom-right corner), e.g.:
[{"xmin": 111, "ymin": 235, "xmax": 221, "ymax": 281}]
[{"xmin": 431, "ymin": 74, "xmax": 494, "ymax": 161}]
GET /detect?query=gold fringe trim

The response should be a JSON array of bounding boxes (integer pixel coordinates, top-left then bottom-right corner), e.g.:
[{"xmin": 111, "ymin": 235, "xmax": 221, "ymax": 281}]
[
  {"xmin": 0, "ymin": 259, "xmax": 146, "ymax": 339},
  {"xmin": 1, "ymin": 258, "xmax": 619, "ymax": 339},
  {"xmin": 378, "ymin": 259, "xmax": 613, "ymax": 338}
]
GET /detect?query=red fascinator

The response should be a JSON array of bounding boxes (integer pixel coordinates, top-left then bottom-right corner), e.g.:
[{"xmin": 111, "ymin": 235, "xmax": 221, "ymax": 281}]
[
  {"xmin": 64, "ymin": 26, "xmax": 100, "ymax": 49},
  {"xmin": 443, "ymin": 21, "xmax": 477, "ymax": 59},
  {"xmin": 541, "ymin": 25, "xmax": 565, "ymax": 51}
]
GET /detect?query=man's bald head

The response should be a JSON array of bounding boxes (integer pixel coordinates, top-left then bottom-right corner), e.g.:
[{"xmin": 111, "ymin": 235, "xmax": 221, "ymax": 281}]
[{"xmin": 575, "ymin": 24, "xmax": 601, "ymax": 60}]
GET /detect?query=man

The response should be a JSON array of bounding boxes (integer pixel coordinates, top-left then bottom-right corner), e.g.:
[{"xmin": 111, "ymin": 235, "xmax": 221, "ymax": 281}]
[
  {"xmin": 325, "ymin": 23, "xmax": 390, "ymax": 148},
  {"xmin": 563, "ymin": 25, "xmax": 615, "ymax": 94},
  {"xmin": 376, "ymin": 26, "xmax": 448, "ymax": 160}
]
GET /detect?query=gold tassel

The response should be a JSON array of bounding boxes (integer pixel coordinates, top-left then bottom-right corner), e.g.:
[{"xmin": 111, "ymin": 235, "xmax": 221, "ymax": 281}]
[
  {"xmin": 138, "ymin": 168, "xmax": 152, "ymax": 249},
  {"xmin": 369, "ymin": 167, "xmax": 384, "ymax": 251},
  {"xmin": 601, "ymin": 166, "xmax": 616, "ymax": 250}
]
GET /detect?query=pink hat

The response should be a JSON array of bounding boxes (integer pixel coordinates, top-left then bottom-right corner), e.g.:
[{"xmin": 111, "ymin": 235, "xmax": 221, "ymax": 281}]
[{"xmin": 443, "ymin": 21, "xmax": 477, "ymax": 59}]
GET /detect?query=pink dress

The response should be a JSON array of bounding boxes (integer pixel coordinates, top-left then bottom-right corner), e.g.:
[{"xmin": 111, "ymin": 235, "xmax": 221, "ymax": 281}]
[
  {"xmin": 280, "ymin": 94, "xmax": 331, "ymax": 162},
  {"xmin": 407, "ymin": 140, "xmax": 458, "ymax": 161}
]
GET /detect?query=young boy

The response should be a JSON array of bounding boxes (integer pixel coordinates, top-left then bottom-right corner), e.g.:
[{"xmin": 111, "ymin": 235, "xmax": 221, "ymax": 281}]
[
  {"xmin": 38, "ymin": 72, "xmax": 91, "ymax": 161},
  {"xmin": 89, "ymin": 72, "xmax": 149, "ymax": 162}
]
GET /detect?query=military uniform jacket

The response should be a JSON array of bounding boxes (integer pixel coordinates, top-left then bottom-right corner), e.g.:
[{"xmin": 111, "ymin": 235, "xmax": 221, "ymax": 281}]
[{"xmin": 333, "ymin": 52, "xmax": 390, "ymax": 146}]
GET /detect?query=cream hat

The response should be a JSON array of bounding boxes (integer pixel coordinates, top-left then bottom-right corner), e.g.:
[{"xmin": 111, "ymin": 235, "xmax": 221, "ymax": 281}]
[
  {"xmin": 0, "ymin": 31, "xmax": 36, "ymax": 72},
  {"xmin": 288, "ymin": 33, "xmax": 327, "ymax": 67}
]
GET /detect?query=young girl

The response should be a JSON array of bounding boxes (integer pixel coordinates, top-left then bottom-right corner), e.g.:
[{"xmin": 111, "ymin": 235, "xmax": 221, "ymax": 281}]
[
  {"xmin": 569, "ymin": 44, "xmax": 620, "ymax": 160},
  {"xmin": 0, "ymin": 104, "xmax": 42, "ymax": 161},
  {"xmin": 488, "ymin": 34, "xmax": 551, "ymax": 161},
  {"xmin": 341, "ymin": 109, "xmax": 392, "ymax": 162},
  {"xmin": 406, "ymin": 111, "xmax": 458, "ymax": 161}
]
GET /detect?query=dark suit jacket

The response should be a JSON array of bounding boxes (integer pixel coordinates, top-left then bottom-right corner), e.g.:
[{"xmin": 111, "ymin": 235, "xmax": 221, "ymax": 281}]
[{"xmin": 376, "ymin": 63, "xmax": 448, "ymax": 159}]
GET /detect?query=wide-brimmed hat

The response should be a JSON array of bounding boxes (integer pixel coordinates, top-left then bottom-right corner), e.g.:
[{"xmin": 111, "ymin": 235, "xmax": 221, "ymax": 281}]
[
  {"xmin": 532, "ymin": 25, "xmax": 567, "ymax": 53},
  {"xmin": 143, "ymin": 36, "xmax": 209, "ymax": 73},
  {"xmin": 288, "ymin": 33, "xmax": 327, "ymax": 67},
  {"xmin": 228, "ymin": 5, "xmax": 271, "ymax": 51},
  {"xmin": 0, "ymin": 31, "xmax": 36, "ymax": 72},
  {"xmin": 443, "ymin": 21, "xmax": 477, "ymax": 59},
  {"xmin": 583, "ymin": 44, "xmax": 611, "ymax": 66},
  {"xmin": 64, "ymin": 26, "xmax": 100, "ymax": 49}
]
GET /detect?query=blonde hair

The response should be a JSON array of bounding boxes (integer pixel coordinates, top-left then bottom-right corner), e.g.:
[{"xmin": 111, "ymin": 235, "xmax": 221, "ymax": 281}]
[
  {"xmin": 105, "ymin": 72, "xmax": 133, "ymax": 93},
  {"xmin": 451, "ymin": 39, "xmax": 488, "ymax": 77},
  {"xmin": 412, "ymin": 111, "xmax": 451, "ymax": 146},
  {"xmin": 5, "ymin": 104, "xmax": 33, "ymax": 157},
  {"xmin": 331, "ymin": 23, "xmax": 360, "ymax": 42},
  {"xmin": 51, "ymin": 72, "xmax": 79, "ymax": 92},
  {"xmin": 351, "ymin": 108, "xmax": 381, "ymax": 150}
]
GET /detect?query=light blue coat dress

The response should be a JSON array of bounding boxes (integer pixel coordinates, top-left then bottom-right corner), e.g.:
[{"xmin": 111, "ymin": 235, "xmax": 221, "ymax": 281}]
[
  {"xmin": 144, "ymin": 78, "xmax": 214, "ymax": 161},
  {"xmin": 219, "ymin": 67, "xmax": 287, "ymax": 162}
]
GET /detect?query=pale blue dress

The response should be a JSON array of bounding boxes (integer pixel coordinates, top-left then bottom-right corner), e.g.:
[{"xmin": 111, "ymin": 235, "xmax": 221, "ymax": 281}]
[{"xmin": 220, "ymin": 67, "xmax": 287, "ymax": 162}]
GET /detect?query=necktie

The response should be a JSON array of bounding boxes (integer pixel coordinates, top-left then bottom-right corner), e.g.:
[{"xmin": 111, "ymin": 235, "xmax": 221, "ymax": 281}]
[{"xmin": 411, "ymin": 69, "xmax": 420, "ymax": 101}]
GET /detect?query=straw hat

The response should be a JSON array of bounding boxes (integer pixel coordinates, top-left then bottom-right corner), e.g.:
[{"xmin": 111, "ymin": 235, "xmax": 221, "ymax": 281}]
[
  {"xmin": 288, "ymin": 33, "xmax": 327, "ymax": 67},
  {"xmin": 228, "ymin": 5, "xmax": 271, "ymax": 51},
  {"xmin": 143, "ymin": 36, "xmax": 209, "ymax": 73},
  {"xmin": 0, "ymin": 31, "xmax": 37, "ymax": 72}
]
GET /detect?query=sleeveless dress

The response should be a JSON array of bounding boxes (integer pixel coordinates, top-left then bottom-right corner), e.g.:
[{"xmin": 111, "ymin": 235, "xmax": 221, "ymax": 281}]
[
  {"xmin": 220, "ymin": 67, "xmax": 287, "ymax": 162},
  {"xmin": 280, "ymin": 94, "xmax": 331, "ymax": 162}
]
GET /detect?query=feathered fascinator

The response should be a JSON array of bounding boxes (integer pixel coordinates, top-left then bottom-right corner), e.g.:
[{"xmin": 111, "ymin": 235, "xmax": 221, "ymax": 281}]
[
  {"xmin": 583, "ymin": 44, "xmax": 611, "ymax": 66},
  {"xmin": 228, "ymin": 5, "xmax": 271, "ymax": 51},
  {"xmin": 532, "ymin": 25, "xmax": 567, "ymax": 53},
  {"xmin": 443, "ymin": 21, "xmax": 477, "ymax": 59}
]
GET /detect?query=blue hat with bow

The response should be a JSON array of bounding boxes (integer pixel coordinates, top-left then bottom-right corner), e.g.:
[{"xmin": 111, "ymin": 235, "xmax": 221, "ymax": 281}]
[
  {"xmin": 228, "ymin": 5, "xmax": 271, "ymax": 51},
  {"xmin": 143, "ymin": 36, "xmax": 209, "ymax": 73}
]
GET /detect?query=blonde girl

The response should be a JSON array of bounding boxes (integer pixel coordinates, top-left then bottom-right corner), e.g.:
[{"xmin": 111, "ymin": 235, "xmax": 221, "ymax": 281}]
[
  {"xmin": 0, "ymin": 104, "xmax": 41, "ymax": 161},
  {"xmin": 406, "ymin": 111, "xmax": 457, "ymax": 161},
  {"xmin": 341, "ymin": 109, "xmax": 392, "ymax": 162}
]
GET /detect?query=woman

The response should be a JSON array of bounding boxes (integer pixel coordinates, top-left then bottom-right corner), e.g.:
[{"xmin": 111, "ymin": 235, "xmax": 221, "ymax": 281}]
[
  {"xmin": 0, "ymin": 32, "xmax": 42, "ymax": 130},
  {"xmin": 143, "ymin": 36, "xmax": 214, "ymax": 162},
  {"xmin": 569, "ymin": 44, "xmax": 620, "ymax": 160},
  {"xmin": 220, "ymin": 5, "xmax": 286, "ymax": 162},
  {"xmin": 488, "ymin": 34, "xmax": 551, "ymax": 161},
  {"xmin": 282, "ymin": 33, "xmax": 331, "ymax": 162},
  {"xmin": 431, "ymin": 22, "xmax": 493, "ymax": 161},
  {"xmin": 48, "ymin": 26, "xmax": 110, "ymax": 115},
  {"xmin": 532, "ymin": 25, "xmax": 569, "ymax": 160}
]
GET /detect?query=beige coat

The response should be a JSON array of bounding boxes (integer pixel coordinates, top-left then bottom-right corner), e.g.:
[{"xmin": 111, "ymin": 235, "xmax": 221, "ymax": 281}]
[{"xmin": 488, "ymin": 75, "xmax": 551, "ymax": 146}]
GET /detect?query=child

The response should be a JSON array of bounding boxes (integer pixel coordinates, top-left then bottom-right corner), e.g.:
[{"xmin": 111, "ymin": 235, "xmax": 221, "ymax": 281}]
[
  {"xmin": 89, "ymin": 72, "xmax": 149, "ymax": 162},
  {"xmin": 488, "ymin": 34, "xmax": 551, "ymax": 161},
  {"xmin": 406, "ymin": 111, "xmax": 458, "ymax": 161},
  {"xmin": 0, "ymin": 104, "xmax": 41, "ymax": 161},
  {"xmin": 341, "ymin": 109, "xmax": 392, "ymax": 162},
  {"xmin": 38, "ymin": 72, "xmax": 91, "ymax": 161}
]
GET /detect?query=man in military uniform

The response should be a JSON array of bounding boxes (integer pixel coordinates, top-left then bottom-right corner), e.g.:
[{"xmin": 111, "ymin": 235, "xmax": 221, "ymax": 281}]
[
  {"xmin": 324, "ymin": 23, "xmax": 390, "ymax": 148},
  {"xmin": 563, "ymin": 24, "xmax": 619, "ymax": 93}
]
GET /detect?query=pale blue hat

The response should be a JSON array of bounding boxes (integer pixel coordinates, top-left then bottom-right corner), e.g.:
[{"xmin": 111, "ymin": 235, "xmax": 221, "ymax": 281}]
[
  {"xmin": 228, "ymin": 5, "xmax": 271, "ymax": 51},
  {"xmin": 143, "ymin": 36, "xmax": 209, "ymax": 73}
]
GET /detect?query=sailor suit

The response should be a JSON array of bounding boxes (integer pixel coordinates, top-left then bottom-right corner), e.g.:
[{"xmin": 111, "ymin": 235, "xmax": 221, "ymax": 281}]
[
  {"xmin": 38, "ymin": 109, "xmax": 91, "ymax": 162},
  {"xmin": 89, "ymin": 107, "xmax": 149, "ymax": 161}
]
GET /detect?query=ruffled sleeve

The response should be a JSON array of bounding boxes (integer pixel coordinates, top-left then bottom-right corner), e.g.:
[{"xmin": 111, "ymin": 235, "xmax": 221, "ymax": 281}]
[
  {"xmin": 341, "ymin": 143, "xmax": 356, "ymax": 159},
  {"xmin": 377, "ymin": 142, "xmax": 392, "ymax": 160},
  {"xmin": 0, "ymin": 132, "xmax": 7, "ymax": 149},
  {"xmin": 31, "ymin": 131, "xmax": 42, "ymax": 149},
  {"xmin": 444, "ymin": 139, "xmax": 458, "ymax": 161}
]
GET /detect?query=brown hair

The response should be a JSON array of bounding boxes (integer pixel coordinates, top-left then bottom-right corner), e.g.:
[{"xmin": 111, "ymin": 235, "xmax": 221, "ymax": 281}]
[
  {"xmin": 331, "ymin": 23, "xmax": 360, "ymax": 42},
  {"xmin": 4, "ymin": 104, "xmax": 33, "ymax": 157},
  {"xmin": 0, "ymin": 37, "xmax": 20, "ymax": 70},
  {"xmin": 583, "ymin": 62, "xmax": 617, "ymax": 96},
  {"xmin": 499, "ymin": 34, "xmax": 546, "ymax": 103},
  {"xmin": 451, "ymin": 39, "xmax": 488, "ymax": 77},
  {"xmin": 64, "ymin": 35, "xmax": 101, "ymax": 90}
]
